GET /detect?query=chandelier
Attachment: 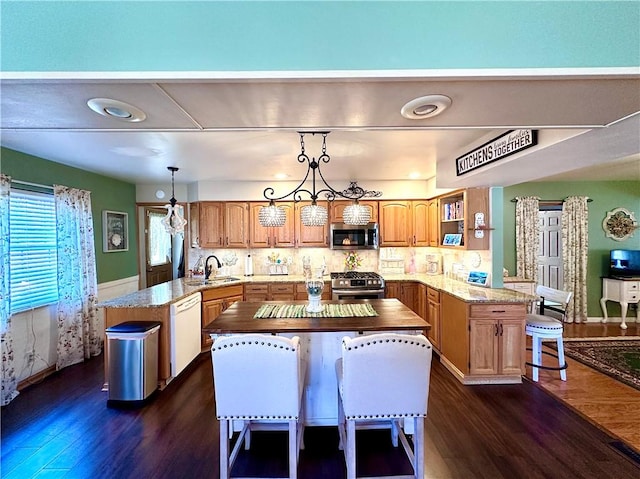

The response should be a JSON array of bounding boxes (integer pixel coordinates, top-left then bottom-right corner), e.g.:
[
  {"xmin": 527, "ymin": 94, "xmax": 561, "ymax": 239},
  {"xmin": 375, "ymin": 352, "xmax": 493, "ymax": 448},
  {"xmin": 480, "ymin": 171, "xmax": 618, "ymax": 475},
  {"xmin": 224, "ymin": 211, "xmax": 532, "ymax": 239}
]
[
  {"xmin": 260, "ymin": 132, "xmax": 380, "ymax": 227},
  {"xmin": 161, "ymin": 166, "xmax": 187, "ymax": 236}
]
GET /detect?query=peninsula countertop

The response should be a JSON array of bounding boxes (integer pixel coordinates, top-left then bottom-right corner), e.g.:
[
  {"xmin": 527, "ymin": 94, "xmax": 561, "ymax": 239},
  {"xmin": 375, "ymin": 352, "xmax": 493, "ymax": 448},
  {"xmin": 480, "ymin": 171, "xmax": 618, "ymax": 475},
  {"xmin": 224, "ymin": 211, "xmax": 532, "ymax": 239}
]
[{"xmin": 97, "ymin": 273, "xmax": 535, "ymax": 309}]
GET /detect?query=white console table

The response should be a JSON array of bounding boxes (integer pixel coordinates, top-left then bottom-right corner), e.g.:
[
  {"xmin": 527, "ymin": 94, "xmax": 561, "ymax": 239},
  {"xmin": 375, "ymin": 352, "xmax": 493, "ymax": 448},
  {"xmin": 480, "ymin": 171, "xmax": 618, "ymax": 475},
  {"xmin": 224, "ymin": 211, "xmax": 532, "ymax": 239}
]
[{"xmin": 600, "ymin": 277, "xmax": 639, "ymax": 329}]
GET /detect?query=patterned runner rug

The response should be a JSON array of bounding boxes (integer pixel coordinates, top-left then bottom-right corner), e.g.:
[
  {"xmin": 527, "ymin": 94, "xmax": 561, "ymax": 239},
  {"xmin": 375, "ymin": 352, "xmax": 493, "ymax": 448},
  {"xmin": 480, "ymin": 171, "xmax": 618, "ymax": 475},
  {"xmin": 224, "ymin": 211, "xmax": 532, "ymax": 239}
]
[
  {"xmin": 552, "ymin": 339, "xmax": 640, "ymax": 391},
  {"xmin": 254, "ymin": 303, "xmax": 378, "ymax": 319}
]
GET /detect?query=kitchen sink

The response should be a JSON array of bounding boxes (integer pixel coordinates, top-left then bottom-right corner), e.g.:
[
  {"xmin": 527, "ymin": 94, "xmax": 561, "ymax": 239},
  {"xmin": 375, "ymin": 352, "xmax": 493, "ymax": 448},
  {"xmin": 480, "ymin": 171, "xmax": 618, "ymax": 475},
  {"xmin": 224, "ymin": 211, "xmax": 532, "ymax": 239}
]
[{"xmin": 184, "ymin": 277, "xmax": 241, "ymax": 286}]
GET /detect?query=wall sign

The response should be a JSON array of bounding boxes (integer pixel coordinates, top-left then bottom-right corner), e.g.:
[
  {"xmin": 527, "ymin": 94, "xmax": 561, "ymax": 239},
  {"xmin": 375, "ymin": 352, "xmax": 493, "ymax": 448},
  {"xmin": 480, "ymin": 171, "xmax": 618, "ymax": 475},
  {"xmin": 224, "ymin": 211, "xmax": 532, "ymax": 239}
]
[{"xmin": 456, "ymin": 129, "xmax": 538, "ymax": 176}]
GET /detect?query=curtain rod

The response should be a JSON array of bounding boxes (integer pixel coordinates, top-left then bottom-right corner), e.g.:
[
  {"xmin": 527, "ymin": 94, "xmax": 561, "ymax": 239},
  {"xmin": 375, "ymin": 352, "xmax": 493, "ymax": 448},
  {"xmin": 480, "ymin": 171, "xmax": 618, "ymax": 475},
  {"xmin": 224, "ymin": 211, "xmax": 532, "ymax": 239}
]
[
  {"xmin": 11, "ymin": 179, "xmax": 54, "ymax": 192},
  {"xmin": 510, "ymin": 197, "xmax": 593, "ymax": 203}
]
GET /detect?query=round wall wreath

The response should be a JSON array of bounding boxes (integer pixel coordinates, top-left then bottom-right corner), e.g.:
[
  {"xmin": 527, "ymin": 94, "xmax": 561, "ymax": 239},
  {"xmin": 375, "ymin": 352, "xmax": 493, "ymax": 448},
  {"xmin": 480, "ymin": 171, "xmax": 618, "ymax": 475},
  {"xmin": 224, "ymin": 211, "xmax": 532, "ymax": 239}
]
[{"xmin": 602, "ymin": 207, "xmax": 638, "ymax": 241}]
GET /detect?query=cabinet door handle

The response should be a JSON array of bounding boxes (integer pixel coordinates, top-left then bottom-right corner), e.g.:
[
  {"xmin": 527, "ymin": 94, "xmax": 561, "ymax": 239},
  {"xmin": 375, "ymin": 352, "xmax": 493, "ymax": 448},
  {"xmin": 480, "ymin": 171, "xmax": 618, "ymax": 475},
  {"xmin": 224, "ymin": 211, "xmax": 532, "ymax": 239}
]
[
  {"xmin": 226, "ymin": 237, "xmax": 229, "ymax": 246},
  {"xmin": 492, "ymin": 310, "xmax": 506, "ymax": 313},
  {"xmin": 500, "ymin": 324, "xmax": 504, "ymax": 336},
  {"xmin": 495, "ymin": 324, "xmax": 499, "ymax": 336},
  {"xmin": 219, "ymin": 236, "xmax": 222, "ymax": 245}
]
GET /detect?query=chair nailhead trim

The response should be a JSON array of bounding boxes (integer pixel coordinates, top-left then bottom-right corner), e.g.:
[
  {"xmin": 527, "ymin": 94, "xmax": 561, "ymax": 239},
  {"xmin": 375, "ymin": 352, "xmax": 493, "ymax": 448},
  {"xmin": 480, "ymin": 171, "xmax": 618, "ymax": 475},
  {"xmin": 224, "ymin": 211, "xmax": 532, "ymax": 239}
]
[
  {"xmin": 212, "ymin": 339, "xmax": 296, "ymax": 352},
  {"xmin": 343, "ymin": 337, "xmax": 430, "ymax": 350},
  {"xmin": 217, "ymin": 415, "xmax": 298, "ymax": 419}
]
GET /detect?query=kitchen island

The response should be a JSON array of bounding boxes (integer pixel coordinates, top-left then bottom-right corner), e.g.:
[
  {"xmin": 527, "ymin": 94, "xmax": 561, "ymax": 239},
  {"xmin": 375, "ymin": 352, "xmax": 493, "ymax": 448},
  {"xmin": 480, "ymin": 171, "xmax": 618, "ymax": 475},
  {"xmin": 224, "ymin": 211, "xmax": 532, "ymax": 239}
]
[{"xmin": 203, "ymin": 299, "xmax": 430, "ymax": 426}]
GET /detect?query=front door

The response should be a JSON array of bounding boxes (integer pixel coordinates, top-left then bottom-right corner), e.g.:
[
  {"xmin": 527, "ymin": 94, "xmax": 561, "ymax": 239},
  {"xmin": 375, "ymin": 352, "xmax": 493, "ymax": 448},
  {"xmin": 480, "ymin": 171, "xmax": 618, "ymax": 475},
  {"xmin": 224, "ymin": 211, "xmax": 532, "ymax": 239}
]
[
  {"xmin": 537, "ymin": 210, "xmax": 563, "ymax": 289},
  {"xmin": 145, "ymin": 207, "xmax": 173, "ymax": 287}
]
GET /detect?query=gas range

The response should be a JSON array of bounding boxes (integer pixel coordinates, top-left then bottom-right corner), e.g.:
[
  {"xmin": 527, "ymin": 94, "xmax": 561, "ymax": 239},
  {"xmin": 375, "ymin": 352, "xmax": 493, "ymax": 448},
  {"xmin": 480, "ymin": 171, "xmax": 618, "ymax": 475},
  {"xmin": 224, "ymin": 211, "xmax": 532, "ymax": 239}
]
[{"xmin": 330, "ymin": 271, "xmax": 385, "ymax": 290}]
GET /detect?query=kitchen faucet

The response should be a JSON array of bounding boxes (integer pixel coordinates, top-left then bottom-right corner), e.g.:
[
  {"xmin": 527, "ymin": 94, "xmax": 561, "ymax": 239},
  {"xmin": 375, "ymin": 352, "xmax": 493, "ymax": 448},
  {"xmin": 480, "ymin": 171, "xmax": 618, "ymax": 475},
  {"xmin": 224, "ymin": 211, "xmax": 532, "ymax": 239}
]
[{"xmin": 205, "ymin": 255, "xmax": 222, "ymax": 280}]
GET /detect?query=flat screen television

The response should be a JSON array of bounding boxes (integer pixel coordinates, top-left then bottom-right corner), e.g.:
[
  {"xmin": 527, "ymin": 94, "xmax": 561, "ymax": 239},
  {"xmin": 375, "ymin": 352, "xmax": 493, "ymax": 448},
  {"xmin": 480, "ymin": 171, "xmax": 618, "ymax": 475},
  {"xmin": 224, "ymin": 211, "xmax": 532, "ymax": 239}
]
[{"xmin": 610, "ymin": 249, "xmax": 640, "ymax": 278}]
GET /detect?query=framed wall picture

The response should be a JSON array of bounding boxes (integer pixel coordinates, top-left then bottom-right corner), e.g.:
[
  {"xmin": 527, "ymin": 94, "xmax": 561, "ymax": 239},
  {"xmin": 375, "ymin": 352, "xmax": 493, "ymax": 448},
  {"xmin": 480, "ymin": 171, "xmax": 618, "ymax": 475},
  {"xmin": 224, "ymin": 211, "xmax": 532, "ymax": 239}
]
[
  {"xmin": 442, "ymin": 233, "xmax": 462, "ymax": 246},
  {"xmin": 103, "ymin": 210, "xmax": 128, "ymax": 252}
]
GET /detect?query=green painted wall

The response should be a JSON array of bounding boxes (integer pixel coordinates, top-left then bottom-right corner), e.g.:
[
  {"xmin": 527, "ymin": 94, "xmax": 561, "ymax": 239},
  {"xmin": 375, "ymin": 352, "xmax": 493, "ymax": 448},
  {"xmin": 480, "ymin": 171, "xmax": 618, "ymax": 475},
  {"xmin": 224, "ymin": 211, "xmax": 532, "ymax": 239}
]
[
  {"xmin": 503, "ymin": 181, "xmax": 640, "ymax": 317},
  {"xmin": 2, "ymin": 1, "xmax": 638, "ymax": 72},
  {"xmin": 1, "ymin": 148, "xmax": 138, "ymax": 283}
]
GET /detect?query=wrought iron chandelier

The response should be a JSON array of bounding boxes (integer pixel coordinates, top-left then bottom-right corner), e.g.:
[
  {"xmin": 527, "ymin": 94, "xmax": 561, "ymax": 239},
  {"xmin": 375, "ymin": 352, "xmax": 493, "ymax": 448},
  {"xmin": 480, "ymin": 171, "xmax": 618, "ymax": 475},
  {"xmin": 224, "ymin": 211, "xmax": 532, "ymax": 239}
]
[
  {"xmin": 161, "ymin": 166, "xmax": 187, "ymax": 236},
  {"xmin": 259, "ymin": 132, "xmax": 381, "ymax": 227}
]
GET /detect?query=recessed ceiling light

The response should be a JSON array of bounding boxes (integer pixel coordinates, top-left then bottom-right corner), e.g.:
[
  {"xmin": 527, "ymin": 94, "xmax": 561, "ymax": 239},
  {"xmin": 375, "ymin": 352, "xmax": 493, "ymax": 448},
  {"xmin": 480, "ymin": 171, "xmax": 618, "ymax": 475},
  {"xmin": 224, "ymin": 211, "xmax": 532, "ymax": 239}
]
[
  {"xmin": 409, "ymin": 172, "xmax": 421, "ymax": 179},
  {"xmin": 275, "ymin": 173, "xmax": 290, "ymax": 179},
  {"xmin": 87, "ymin": 98, "xmax": 147, "ymax": 122},
  {"xmin": 401, "ymin": 94, "xmax": 452, "ymax": 120}
]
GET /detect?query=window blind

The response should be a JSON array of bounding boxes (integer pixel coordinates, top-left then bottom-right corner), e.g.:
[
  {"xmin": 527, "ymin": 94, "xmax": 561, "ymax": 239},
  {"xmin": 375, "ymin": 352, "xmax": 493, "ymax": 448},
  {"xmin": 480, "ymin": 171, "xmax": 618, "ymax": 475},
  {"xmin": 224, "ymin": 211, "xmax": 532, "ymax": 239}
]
[{"xmin": 9, "ymin": 189, "xmax": 59, "ymax": 314}]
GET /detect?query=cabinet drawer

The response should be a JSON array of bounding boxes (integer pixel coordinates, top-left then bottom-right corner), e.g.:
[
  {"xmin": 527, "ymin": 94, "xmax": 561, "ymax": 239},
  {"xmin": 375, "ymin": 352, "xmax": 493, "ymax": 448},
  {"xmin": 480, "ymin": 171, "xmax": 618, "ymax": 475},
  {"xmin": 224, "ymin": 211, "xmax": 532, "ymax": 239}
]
[
  {"xmin": 624, "ymin": 282, "xmax": 639, "ymax": 294},
  {"xmin": 469, "ymin": 303, "xmax": 526, "ymax": 318},
  {"xmin": 270, "ymin": 283, "xmax": 294, "ymax": 294},
  {"xmin": 245, "ymin": 283, "xmax": 269, "ymax": 294},
  {"xmin": 202, "ymin": 285, "xmax": 244, "ymax": 302},
  {"xmin": 427, "ymin": 287, "xmax": 440, "ymax": 302}
]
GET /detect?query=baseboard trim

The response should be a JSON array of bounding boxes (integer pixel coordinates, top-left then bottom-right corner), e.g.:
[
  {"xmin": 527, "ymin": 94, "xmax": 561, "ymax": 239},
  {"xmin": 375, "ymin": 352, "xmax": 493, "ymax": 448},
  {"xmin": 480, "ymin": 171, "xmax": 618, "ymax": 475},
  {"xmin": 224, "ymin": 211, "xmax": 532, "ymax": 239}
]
[{"xmin": 17, "ymin": 365, "xmax": 56, "ymax": 391}]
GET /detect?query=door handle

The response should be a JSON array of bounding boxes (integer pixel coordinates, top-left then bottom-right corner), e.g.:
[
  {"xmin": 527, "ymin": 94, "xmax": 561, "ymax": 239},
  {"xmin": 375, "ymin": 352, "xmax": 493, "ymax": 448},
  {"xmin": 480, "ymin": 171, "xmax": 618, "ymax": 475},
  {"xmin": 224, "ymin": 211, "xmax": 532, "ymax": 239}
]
[{"xmin": 495, "ymin": 324, "xmax": 499, "ymax": 336}]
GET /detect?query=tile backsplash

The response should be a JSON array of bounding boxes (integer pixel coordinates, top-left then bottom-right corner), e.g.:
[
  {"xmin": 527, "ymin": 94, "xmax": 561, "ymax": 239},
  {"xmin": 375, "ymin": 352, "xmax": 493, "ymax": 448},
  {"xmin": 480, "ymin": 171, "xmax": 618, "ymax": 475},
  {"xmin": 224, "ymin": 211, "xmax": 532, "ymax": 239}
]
[{"xmin": 188, "ymin": 246, "xmax": 492, "ymax": 278}]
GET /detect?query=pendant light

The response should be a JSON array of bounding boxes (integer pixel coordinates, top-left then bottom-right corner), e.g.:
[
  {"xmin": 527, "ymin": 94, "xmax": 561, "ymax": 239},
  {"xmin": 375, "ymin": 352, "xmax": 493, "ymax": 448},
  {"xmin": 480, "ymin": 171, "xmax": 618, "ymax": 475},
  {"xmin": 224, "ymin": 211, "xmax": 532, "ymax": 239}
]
[
  {"xmin": 340, "ymin": 181, "xmax": 382, "ymax": 226},
  {"xmin": 161, "ymin": 166, "xmax": 187, "ymax": 236}
]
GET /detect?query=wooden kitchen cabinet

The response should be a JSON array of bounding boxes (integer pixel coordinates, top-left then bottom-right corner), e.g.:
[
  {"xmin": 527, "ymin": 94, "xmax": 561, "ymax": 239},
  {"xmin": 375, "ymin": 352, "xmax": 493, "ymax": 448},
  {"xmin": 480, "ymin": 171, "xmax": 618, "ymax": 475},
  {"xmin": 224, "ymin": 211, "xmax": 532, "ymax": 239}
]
[
  {"xmin": 295, "ymin": 201, "xmax": 330, "ymax": 247},
  {"xmin": 195, "ymin": 202, "xmax": 250, "ymax": 248},
  {"xmin": 379, "ymin": 200, "xmax": 431, "ymax": 247},
  {"xmin": 244, "ymin": 282, "xmax": 298, "ymax": 301},
  {"xmin": 426, "ymin": 287, "xmax": 441, "ymax": 351},
  {"xmin": 427, "ymin": 199, "xmax": 439, "ymax": 247},
  {"xmin": 379, "ymin": 201, "xmax": 412, "ymax": 246},
  {"xmin": 330, "ymin": 200, "xmax": 378, "ymax": 223},
  {"xmin": 440, "ymin": 293, "xmax": 526, "ymax": 384},
  {"xmin": 201, "ymin": 285, "xmax": 244, "ymax": 349},
  {"xmin": 438, "ymin": 188, "xmax": 489, "ymax": 250},
  {"xmin": 412, "ymin": 200, "xmax": 430, "ymax": 246},
  {"xmin": 248, "ymin": 202, "xmax": 295, "ymax": 248},
  {"xmin": 385, "ymin": 281, "xmax": 419, "ymax": 315}
]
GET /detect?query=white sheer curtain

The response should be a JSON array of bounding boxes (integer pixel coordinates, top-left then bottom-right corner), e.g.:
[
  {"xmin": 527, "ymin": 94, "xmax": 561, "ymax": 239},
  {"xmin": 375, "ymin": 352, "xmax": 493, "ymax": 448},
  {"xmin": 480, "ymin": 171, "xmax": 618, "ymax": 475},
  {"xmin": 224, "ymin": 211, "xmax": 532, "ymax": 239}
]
[
  {"xmin": 1, "ymin": 174, "xmax": 19, "ymax": 405},
  {"xmin": 562, "ymin": 196, "xmax": 589, "ymax": 323},
  {"xmin": 515, "ymin": 196, "xmax": 540, "ymax": 283},
  {"xmin": 54, "ymin": 185, "xmax": 101, "ymax": 370}
]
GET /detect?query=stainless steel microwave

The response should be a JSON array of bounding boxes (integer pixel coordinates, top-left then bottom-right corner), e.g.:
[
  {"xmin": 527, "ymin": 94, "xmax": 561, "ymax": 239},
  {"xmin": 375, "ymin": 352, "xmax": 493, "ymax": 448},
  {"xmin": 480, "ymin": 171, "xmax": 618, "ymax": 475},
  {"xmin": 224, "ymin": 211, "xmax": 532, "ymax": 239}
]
[{"xmin": 330, "ymin": 223, "xmax": 379, "ymax": 250}]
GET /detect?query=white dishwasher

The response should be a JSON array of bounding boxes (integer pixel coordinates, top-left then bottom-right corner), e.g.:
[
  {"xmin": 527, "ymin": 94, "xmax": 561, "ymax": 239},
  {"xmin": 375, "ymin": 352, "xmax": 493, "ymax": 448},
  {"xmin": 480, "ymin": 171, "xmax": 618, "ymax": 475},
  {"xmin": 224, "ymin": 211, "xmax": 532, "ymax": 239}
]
[{"xmin": 170, "ymin": 292, "xmax": 202, "ymax": 378}]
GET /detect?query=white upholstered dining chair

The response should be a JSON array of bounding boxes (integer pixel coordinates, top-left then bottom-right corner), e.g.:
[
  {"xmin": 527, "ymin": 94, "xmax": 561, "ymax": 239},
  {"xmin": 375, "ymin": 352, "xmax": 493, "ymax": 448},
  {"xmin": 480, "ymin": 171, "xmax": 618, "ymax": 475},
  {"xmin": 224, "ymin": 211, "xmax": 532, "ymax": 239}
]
[
  {"xmin": 211, "ymin": 334, "xmax": 306, "ymax": 479},
  {"xmin": 336, "ymin": 333, "xmax": 433, "ymax": 479},
  {"xmin": 526, "ymin": 285, "xmax": 573, "ymax": 382}
]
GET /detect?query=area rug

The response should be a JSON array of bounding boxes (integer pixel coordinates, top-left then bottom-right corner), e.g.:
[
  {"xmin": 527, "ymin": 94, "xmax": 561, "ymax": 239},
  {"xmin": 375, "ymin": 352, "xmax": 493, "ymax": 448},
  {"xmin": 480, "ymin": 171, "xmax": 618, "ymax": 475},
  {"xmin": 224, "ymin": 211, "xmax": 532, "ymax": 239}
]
[{"xmin": 552, "ymin": 339, "xmax": 640, "ymax": 391}]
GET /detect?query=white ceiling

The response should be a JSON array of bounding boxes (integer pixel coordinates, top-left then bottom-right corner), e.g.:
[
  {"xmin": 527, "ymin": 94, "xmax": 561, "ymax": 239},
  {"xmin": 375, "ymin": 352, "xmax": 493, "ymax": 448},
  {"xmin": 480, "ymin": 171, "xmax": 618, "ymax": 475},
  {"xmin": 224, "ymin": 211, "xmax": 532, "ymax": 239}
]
[{"xmin": 1, "ymin": 75, "xmax": 639, "ymax": 187}]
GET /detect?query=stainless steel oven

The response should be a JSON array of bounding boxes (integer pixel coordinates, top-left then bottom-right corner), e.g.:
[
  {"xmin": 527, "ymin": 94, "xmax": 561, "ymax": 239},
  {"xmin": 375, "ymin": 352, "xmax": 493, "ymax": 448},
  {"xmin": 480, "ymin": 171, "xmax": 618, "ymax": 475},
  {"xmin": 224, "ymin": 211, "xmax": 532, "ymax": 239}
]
[
  {"xmin": 330, "ymin": 271, "xmax": 385, "ymax": 301},
  {"xmin": 332, "ymin": 289, "xmax": 385, "ymax": 301}
]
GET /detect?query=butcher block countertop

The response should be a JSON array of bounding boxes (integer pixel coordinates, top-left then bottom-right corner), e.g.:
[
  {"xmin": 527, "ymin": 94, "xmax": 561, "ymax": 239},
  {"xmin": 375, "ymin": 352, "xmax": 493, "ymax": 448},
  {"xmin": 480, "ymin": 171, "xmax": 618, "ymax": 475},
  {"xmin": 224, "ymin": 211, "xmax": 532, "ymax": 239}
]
[
  {"xmin": 98, "ymin": 274, "xmax": 534, "ymax": 309},
  {"xmin": 202, "ymin": 299, "xmax": 430, "ymax": 335}
]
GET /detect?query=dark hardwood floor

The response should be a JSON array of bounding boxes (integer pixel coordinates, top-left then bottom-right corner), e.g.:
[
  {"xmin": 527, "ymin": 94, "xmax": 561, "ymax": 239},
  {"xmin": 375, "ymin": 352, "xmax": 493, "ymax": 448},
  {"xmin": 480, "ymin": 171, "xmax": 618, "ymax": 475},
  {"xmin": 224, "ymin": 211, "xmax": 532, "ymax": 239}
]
[{"xmin": 2, "ymin": 347, "xmax": 639, "ymax": 479}]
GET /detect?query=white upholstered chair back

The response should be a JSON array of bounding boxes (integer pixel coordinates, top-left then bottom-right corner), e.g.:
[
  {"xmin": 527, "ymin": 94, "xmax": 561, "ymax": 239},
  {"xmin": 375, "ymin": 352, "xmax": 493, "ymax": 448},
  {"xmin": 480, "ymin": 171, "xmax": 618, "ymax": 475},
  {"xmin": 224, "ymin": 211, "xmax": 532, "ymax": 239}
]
[
  {"xmin": 212, "ymin": 334, "xmax": 305, "ymax": 420},
  {"xmin": 339, "ymin": 333, "xmax": 432, "ymax": 419}
]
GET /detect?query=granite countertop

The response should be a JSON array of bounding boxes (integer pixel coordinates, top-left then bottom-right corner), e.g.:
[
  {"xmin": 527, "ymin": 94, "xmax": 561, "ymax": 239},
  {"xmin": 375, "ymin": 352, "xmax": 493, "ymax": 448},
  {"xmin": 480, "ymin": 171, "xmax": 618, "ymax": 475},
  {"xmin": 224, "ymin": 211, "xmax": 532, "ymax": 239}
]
[
  {"xmin": 382, "ymin": 274, "xmax": 536, "ymax": 303},
  {"xmin": 98, "ymin": 273, "xmax": 534, "ymax": 309}
]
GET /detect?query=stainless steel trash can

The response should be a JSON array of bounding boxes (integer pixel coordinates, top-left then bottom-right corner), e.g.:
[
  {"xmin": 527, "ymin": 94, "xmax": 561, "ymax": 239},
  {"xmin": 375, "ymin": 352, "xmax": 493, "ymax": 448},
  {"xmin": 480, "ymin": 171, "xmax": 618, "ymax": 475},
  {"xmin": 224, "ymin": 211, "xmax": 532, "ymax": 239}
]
[{"xmin": 106, "ymin": 321, "xmax": 161, "ymax": 405}]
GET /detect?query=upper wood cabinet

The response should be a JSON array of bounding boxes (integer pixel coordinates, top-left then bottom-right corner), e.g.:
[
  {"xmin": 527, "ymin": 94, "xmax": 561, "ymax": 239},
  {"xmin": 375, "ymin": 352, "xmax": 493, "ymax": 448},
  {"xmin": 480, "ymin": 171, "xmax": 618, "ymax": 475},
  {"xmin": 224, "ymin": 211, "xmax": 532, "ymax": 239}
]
[
  {"xmin": 197, "ymin": 202, "xmax": 250, "ymax": 248},
  {"xmin": 295, "ymin": 201, "xmax": 330, "ymax": 247},
  {"xmin": 412, "ymin": 200, "xmax": 430, "ymax": 247},
  {"xmin": 330, "ymin": 200, "xmax": 379, "ymax": 223},
  {"xmin": 427, "ymin": 199, "xmax": 439, "ymax": 247},
  {"xmin": 248, "ymin": 202, "xmax": 295, "ymax": 248},
  {"xmin": 379, "ymin": 200, "xmax": 431, "ymax": 247},
  {"xmin": 438, "ymin": 188, "xmax": 489, "ymax": 250},
  {"xmin": 379, "ymin": 201, "xmax": 412, "ymax": 246}
]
